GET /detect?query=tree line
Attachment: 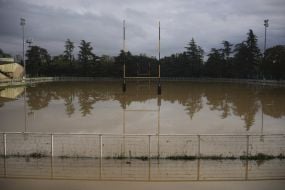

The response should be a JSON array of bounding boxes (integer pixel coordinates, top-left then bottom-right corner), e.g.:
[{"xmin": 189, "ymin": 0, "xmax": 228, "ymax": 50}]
[{"xmin": 1, "ymin": 29, "xmax": 284, "ymax": 79}]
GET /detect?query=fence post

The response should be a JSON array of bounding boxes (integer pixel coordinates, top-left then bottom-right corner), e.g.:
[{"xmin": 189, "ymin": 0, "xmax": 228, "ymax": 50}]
[
  {"xmin": 148, "ymin": 135, "xmax": 151, "ymax": 159},
  {"xmin": 51, "ymin": 134, "xmax": 54, "ymax": 157},
  {"xmin": 148, "ymin": 135, "xmax": 151, "ymax": 181},
  {"xmin": 99, "ymin": 134, "xmax": 103, "ymax": 159},
  {"xmin": 246, "ymin": 135, "xmax": 249, "ymax": 158},
  {"xmin": 3, "ymin": 133, "xmax": 6, "ymax": 157},
  {"xmin": 245, "ymin": 135, "xmax": 250, "ymax": 180},
  {"xmin": 198, "ymin": 135, "xmax": 201, "ymax": 158},
  {"xmin": 99, "ymin": 134, "xmax": 103, "ymax": 180}
]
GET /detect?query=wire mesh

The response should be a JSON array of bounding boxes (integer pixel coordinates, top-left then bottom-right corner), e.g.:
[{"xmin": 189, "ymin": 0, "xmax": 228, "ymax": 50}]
[
  {"xmin": 6, "ymin": 133, "xmax": 51, "ymax": 157},
  {"xmin": 53, "ymin": 134, "xmax": 100, "ymax": 158},
  {"xmin": 0, "ymin": 133, "xmax": 285, "ymax": 159},
  {"xmin": 249, "ymin": 135, "xmax": 285, "ymax": 156},
  {"xmin": 200, "ymin": 135, "xmax": 248, "ymax": 157}
]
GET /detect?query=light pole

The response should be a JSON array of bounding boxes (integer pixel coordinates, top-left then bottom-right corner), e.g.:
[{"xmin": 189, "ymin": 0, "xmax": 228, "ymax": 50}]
[
  {"xmin": 264, "ymin": 19, "xmax": 269, "ymax": 55},
  {"xmin": 20, "ymin": 18, "xmax": 26, "ymax": 79}
]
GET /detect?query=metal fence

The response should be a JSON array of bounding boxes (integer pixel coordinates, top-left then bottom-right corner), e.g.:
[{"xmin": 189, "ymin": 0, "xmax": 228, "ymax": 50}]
[{"xmin": 1, "ymin": 132, "xmax": 285, "ymax": 158}]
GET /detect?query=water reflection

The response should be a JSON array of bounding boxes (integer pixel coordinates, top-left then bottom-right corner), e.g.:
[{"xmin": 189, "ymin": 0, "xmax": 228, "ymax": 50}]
[
  {"xmin": 0, "ymin": 86, "xmax": 24, "ymax": 101},
  {"xmin": 1, "ymin": 81, "xmax": 285, "ymax": 133},
  {"xmin": 1, "ymin": 157, "xmax": 285, "ymax": 181},
  {"xmin": 259, "ymin": 88, "xmax": 285, "ymax": 118}
]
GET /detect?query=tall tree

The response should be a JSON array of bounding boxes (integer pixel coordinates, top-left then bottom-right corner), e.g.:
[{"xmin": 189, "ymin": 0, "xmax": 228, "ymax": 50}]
[
  {"xmin": 262, "ymin": 45, "xmax": 285, "ymax": 80},
  {"xmin": 233, "ymin": 30, "xmax": 261, "ymax": 78},
  {"xmin": 26, "ymin": 46, "xmax": 51, "ymax": 76},
  {"xmin": 78, "ymin": 40, "xmax": 96, "ymax": 65},
  {"xmin": 184, "ymin": 38, "xmax": 204, "ymax": 76},
  {"xmin": 64, "ymin": 39, "xmax": 74, "ymax": 65},
  {"xmin": 246, "ymin": 30, "xmax": 262, "ymax": 74},
  {"xmin": 221, "ymin": 41, "xmax": 233, "ymax": 60},
  {"xmin": 221, "ymin": 41, "xmax": 234, "ymax": 77},
  {"xmin": 205, "ymin": 48, "xmax": 224, "ymax": 77}
]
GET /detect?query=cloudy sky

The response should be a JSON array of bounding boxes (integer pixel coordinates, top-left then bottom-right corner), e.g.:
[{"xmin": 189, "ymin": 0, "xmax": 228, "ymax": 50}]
[{"xmin": 0, "ymin": 0, "xmax": 284, "ymax": 58}]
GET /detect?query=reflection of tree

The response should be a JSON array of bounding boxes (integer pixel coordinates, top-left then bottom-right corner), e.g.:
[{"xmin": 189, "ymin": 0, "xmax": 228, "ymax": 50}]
[
  {"xmin": 205, "ymin": 84, "xmax": 231, "ymax": 119},
  {"xmin": 27, "ymin": 86, "xmax": 52, "ymax": 110},
  {"xmin": 21, "ymin": 81, "xmax": 285, "ymax": 130},
  {"xmin": 26, "ymin": 82, "xmax": 119, "ymax": 117},
  {"xmin": 205, "ymin": 83, "xmax": 260, "ymax": 130},
  {"xmin": 185, "ymin": 95, "xmax": 203, "ymax": 119},
  {"xmin": 64, "ymin": 96, "xmax": 75, "ymax": 117},
  {"xmin": 158, "ymin": 82, "xmax": 204, "ymax": 119},
  {"xmin": 230, "ymin": 86, "xmax": 259, "ymax": 131},
  {"xmin": 220, "ymin": 97, "xmax": 231, "ymax": 119},
  {"xmin": 78, "ymin": 91, "xmax": 96, "ymax": 116},
  {"xmin": 259, "ymin": 87, "xmax": 285, "ymax": 118}
]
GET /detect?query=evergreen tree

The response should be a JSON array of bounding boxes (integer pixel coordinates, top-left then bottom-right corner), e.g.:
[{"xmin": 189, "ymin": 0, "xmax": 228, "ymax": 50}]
[
  {"xmin": 221, "ymin": 41, "xmax": 234, "ymax": 77},
  {"xmin": 221, "ymin": 41, "xmax": 233, "ymax": 60},
  {"xmin": 26, "ymin": 46, "xmax": 51, "ymax": 76},
  {"xmin": 246, "ymin": 29, "xmax": 262, "ymax": 76},
  {"xmin": 205, "ymin": 48, "xmax": 223, "ymax": 77},
  {"xmin": 78, "ymin": 40, "xmax": 96, "ymax": 65},
  {"xmin": 184, "ymin": 38, "xmax": 204, "ymax": 76},
  {"xmin": 262, "ymin": 45, "xmax": 285, "ymax": 80},
  {"xmin": 64, "ymin": 39, "xmax": 74, "ymax": 65},
  {"xmin": 233, "ymin": 30, "xmax": 261, "ymax": 78}
]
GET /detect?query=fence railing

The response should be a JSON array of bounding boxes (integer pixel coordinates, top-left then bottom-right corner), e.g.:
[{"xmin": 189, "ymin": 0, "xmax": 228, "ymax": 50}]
[
  {"xmin": 1, "ymin": 132, "xmax": 285, "ymax": 181},
  {"xmin": 1, "ymin": 77, "xmax": 285, "ymax": 87},
  {"xmin": 1, "ymin": 132, "xmax": 285, "ymax": 159}
]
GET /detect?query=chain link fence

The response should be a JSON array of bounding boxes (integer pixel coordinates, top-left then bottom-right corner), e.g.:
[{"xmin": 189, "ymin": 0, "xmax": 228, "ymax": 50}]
[{"xmin": 1, "ymin": 133, "xmax": 285, "ymax": 158}]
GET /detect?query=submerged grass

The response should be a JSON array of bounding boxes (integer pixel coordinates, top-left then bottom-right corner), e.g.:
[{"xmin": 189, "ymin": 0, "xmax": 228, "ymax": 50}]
[
  {"xmin": 240, "ymin": 153, "xmax": 285, "ymax": 160},
  {"xmin": 0, "ymin": 152, "xmax": 48, "ymax": 159},
  {"xmin": 1, "ymin": 153, "xmax": 285, "ymax": 161}
]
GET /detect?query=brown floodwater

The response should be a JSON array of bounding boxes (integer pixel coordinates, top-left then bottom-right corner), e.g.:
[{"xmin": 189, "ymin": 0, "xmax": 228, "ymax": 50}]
[
  {"xmin": 1, "ymin": 80, "xmax": 285, "ymax": 189},
  {"xmin": 0, "ymin": 81, "xmax": 285, "ymax": 134}
]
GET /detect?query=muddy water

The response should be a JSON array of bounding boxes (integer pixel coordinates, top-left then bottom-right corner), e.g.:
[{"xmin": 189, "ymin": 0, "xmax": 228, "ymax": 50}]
[
  {"xmin": 0, "ymin": 157, "xmax": 285, "ymax": 190},
  {"xmin": 0, "ymin": 81, "xmax": 284, "ymax": 134},
  {"xmin": 1, "ymin": 81, "xmax": 285, "ymax": 188},
  {"xmin": 0, "ymin": 157, "xmax": 285, "ymax": 181}
]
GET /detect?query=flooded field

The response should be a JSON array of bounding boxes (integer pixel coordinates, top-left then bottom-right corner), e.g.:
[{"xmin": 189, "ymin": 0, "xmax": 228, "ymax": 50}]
[
  {"xmin": 0, "ymin": 80, "xmax": 285, "ymax": 189},
  {"xmin": 0, "ymin": 157, "xmax": 285, "ymax": 181},
  {"xmin": 1, "ymin": 81, "xmax": 285, "ymax": 134}
]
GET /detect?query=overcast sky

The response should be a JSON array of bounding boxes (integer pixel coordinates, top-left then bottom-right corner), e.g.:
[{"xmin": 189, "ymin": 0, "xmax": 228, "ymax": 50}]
[{"xmin": 0, "ymin": 0, "xmax": 284, "ymax": 58}]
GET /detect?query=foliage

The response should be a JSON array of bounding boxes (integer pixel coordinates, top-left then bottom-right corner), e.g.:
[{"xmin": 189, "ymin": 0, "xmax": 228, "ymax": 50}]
[
  {"xmin": 233, "ymin": 29, "xmax": 262, "ymax": 78},
  {"xmin": 184, "ymin": 38, "xmax": 204, "ymax": 76},
  {"xmin": 26, "ymin": 46, "xmax": 51, "ymax": 76},
  {"xmin": 2, "ymin": 29, "xmax": 282, "ymax": 79},
  {"xmin": 262, "ymin": 45, "xmax": 285, "ymax": 80},
  {"xmin": 204, "ymin": 48, "xmax": 224, "ymax": 77},
  {"xmin": 78, "ymin": 40, "xmax": 96, "ymax": 65},
  {"xmin": 64, "ymin": 39, "xmax": 74, "ymax": 65}
]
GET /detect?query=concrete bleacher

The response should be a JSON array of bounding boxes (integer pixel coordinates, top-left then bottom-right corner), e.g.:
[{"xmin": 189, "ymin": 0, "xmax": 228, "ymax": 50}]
[{"xmin": 0, "ymin": 58, "xmax": 24, "ymax": 80}]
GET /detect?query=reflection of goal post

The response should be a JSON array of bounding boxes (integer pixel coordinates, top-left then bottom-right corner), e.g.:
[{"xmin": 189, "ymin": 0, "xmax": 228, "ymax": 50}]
[
  {"xmin": 122, "ymin": 20, "xmax": 161, "ymax": 95},
  {"xmin": 122, "ymin": 91, "xmax": 161, "ymax": 158}
]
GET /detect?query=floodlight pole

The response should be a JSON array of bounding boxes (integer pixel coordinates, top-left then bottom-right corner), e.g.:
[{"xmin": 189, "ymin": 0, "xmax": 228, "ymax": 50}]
[
  {"xmin": 20, "ymin": 18, "xmax": 26, "ymax": 79},
  {"xmin": 264, "ymin": 19, "xmax": 269, "ymax": 55},
  {"xmin": 157, "ymin": 21, "xmax": 161, "ymax": 95},
  {"xmin": 123, "ymin": 20, "xmax": 126, "ymax": 92}
]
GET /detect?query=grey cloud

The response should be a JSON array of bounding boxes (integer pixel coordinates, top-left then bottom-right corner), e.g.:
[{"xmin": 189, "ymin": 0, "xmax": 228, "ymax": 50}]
[{"xmin": 0, "ymin": 0, "xmax": 284, "ymax": 57}]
